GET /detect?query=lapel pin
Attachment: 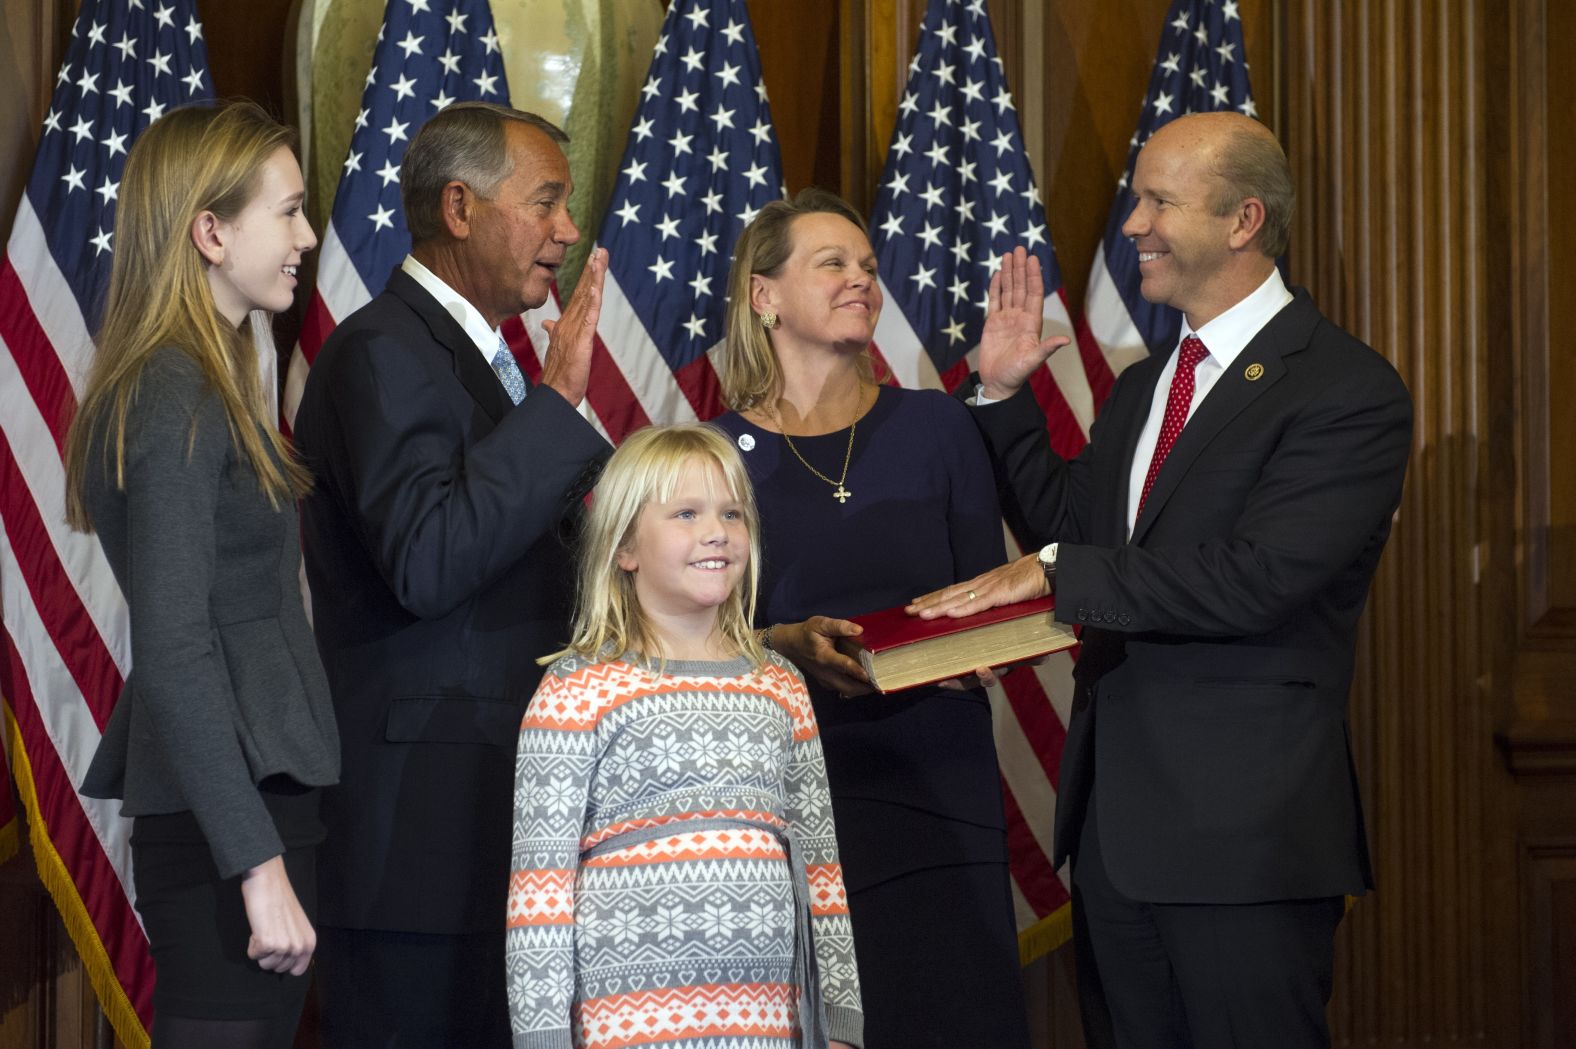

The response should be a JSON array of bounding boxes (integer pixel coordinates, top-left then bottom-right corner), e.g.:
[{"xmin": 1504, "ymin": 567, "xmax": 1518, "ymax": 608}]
[
  {"xmin": 1244, "ymin": 362, "xmax": 1264, "ymax": 381},
  {"xmin": 737, "ymin": 434, "xmax": 756, "ymax": 452}
]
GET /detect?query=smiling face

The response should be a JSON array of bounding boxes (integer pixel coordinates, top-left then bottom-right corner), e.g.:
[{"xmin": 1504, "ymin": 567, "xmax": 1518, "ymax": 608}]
[
  {"xmin": 616, "ymin": 456, "xmax": 750, "ymax": 633},
  {"xmin": 202, "ymin": 145, "xmax": 316, "ymax": 326},
  {"xmin": 1120, "ymin": 125, "xmax": 1244, "ymax": 328},
  {"xmin": 460, "ymin": 122, "xmax": 579, "ymax": 325},
  {"xmin": 752, "ymin": 211, "xmax": 882, "ymax": 353}
]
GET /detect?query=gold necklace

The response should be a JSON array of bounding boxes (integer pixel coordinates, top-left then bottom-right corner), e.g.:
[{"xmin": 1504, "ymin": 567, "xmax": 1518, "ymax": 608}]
[{"xmin": 778, "ymin": 388, "xmax": 866, "ymax": 503}]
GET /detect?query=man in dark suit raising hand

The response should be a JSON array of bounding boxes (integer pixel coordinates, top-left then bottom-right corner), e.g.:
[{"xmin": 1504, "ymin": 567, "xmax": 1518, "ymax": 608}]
[
  {"xmin": 295, "ymin": 102, "xmax": 611, "ymax": 1048},
  {"xmin": 910, "ymin": 112, "xmax": 1412, "ymax": 1049}
]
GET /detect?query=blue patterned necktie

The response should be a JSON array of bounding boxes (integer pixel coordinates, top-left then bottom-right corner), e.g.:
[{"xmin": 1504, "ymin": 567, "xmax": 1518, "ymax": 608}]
[{"xmin": 491, "ymin": 334, "xmax": 527, "ymax": 405}]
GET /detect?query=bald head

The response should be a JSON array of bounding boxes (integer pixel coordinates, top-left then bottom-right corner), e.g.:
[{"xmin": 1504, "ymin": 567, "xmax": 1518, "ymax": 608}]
[{"xmin": 1149, "ymin": 113, "xmax": 1294, "ymax": 258}]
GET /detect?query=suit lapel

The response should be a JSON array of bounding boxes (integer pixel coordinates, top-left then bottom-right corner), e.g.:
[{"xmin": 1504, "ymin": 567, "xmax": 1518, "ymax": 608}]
[
  {"xmin": 1105, "ymin": 355, "xmax": 1165, "ymax": 544},
  {"xmin": 1129, "ymin": 291, "xmax": 1320, "ymax": 545},
  {"xmin": 386, "ymin": 268, "xmax": 511, "ymax": 424}
]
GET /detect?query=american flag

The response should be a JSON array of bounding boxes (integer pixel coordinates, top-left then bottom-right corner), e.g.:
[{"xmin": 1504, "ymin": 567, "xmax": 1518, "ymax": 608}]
[
  {"xmin": 1084, "ymin": 0, "xmax": 1258, "ymax": 374},
  {"xmin": 284, "ymin": 0, "xmax": 530, "ymax": 429},
  {"xmin": 0, "ymin": 1, "xmax": 214, "ymax": 1043},
  {"xmin": 865, "ymin": 0, "xmax": 1108, "ymax": 960},
  {"xmin": 583, "ymin": 0, "xmax": 784, "ymax": 441}
]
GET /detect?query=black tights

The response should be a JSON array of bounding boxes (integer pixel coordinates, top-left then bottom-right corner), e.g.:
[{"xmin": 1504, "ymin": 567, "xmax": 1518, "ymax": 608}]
[{"xmin": 152, "ymin": 1011, "xmax": 301, "ymax": 1049}]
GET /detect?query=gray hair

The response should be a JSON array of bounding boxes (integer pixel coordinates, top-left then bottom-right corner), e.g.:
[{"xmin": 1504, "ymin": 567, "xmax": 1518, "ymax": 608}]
[
  {"xmin": 400, "ymin": 102, "xmax": 568, "ymax": 244},
  {"xmin": 1207, "ymin": 126, "xmax": 1295, "ymax": 258}
]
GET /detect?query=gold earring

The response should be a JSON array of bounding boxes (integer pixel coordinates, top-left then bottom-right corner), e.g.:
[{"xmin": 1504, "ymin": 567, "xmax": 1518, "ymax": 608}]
[{"xmin": 760, "ymin": 311, "xmax": 777, "ymax": 329}]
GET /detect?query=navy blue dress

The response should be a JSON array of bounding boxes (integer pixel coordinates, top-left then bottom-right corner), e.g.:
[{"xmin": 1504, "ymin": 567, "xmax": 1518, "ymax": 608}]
[{"xmin": 716, "ymin": 386, "xmax": 1031, "ymax": 1049}]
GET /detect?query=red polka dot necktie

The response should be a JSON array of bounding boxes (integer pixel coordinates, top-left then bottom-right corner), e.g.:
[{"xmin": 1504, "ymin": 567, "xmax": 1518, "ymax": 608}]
[{"xmin": 1137, "ymin": 335, "xmax": 1209, "ymax": 519}]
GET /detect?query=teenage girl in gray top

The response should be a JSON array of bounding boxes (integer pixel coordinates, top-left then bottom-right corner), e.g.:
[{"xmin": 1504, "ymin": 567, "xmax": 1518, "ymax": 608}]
[{"xmin": 65, "ymin": 100, "xmax": 337, "ymax": 1049}]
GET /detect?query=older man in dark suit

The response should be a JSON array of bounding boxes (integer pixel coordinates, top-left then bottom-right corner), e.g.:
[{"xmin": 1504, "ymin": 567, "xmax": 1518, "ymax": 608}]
[
  {"xmin": 294, "ymin": 102, "xmax": 610, "ymax": 1048},
  {"xmin": 911, "ymin": 113, "xmax": 1412, "ymax": 1048}
]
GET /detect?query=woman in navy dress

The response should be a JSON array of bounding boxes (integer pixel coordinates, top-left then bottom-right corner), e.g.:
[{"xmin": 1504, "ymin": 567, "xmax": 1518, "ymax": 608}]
[{"xmin": 712, "ymin": 189, "xmax": 1031, "ymax": 1049}]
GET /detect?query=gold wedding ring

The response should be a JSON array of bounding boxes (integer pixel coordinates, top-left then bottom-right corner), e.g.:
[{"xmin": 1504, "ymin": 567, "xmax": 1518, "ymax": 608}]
[{"xmin": 967, "ymin": 590, "xmax": 977, "ymax": 601}]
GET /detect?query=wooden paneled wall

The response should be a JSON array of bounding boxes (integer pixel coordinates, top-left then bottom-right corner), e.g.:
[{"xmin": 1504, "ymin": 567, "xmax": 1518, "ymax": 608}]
[{"xmin": 1, "ymin": 1, "xmax": 1565, "ymax": 1047}]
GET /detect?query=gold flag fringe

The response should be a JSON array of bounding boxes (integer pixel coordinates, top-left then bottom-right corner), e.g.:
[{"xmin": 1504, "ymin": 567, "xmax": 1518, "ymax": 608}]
[{"xmin": 1017, "ymin": 899, "xmax": 1073, "ymax": 966}]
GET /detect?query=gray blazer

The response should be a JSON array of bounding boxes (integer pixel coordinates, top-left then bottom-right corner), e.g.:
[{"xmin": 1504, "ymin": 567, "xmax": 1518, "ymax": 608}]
[{"xmin": 81, "ymin": 348, "xmax": 339, "ymax": 880}]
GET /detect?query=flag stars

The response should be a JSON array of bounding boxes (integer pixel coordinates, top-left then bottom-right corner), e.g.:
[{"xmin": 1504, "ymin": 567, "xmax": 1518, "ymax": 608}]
[
  {"xmin": 480, "ymin": 27, "xmax": 499, "ymax": 53},
  {"xmin": 919, "ymin": 181, "xmax": 945, "ymax": 211},
  {"xmin": 90, "ymin": 227, "xmax": 113, "ymax": 255},
  {"xmin": 1020, "ymin": 184, "xmax": 1042, "ymax": 208},
  {"xmin": 932, "ymin": 60, "xmax": 956, "ymax": 86},
  {"xmin": 963, "ymin": 36, "xmax": 986, "ymax": 63},
  {"xmin": 182, "ymin": 68, "xmax": 204, "ymax": 94},
  {"xmin": 142, "ymin": 98, "xmax": 166, "ymax": 122},
  {"xmin": 1024, "ymin": 222, "xmax": 1047, "ymax": 250},
  {"xmin": 949, "ymin": 274, "xmax": 971, "ymax": 302},
  {"xmin": 384, "ymin": 116, "xmax": 411, "ymax": 143},
  {"xmin": 743, "ymin": 162, "xmax": 768, "ymax": 188},
  {"xmin": 899, "ymin": 90, "xmax": 919, "ymax": 117},
  {"xmin": 681, "ymin": 46, "xmax": 704, "ymax": 73},
  {"xmin": 688, "ymin": 272, "xmax": 712, "ymax": 298},
  {"xmin": 655, "ymin": 214, "xmax": 681, "ymax": 242},
  {"xmin": 355, "ymin": 108, "xmax": 370, "ymax": 130},
  {"xmin": 437, "ymin": 48, "xmax": 461, "ymax": 75},
  {"xmin": 473, "ymin": 70, "xmax": 499, "ymax": 96},
  {"xmin": 648, "ymin": 256, "xmax": 675, "ymax": 283},
  {"xmin": 42, "ymin": 109, "xmax": 61, "ymax": 134},
  {"xmin": 949, "ymin": 239, "xmax": 972, "ymax": 265},
  {"xmin": 1216, "ymin": 40, "xmax": 1236, "ymax": 64},
  {"xmin": 960, "ymin": 78, "xmax": 984, "ymax": 104},
  {"xmin": 960, "ymin": 117, "xmax": 981, "ymax": 142},
  {"xmin": 109, "ymin": 80, "xmax": 133, "ymax": 107},
  {"xmin": 993, "ymin": 86, "xmax": 1014, "ymax": 113},
  {"xmin": 1171, "ymin": 11, "xmax": 1190, "ymax": 31},
  {"xmin": 886, "ymin": 171, "xmax": 910, "ymax": 197},
  {"xmin": 1194, "ymin": 23, "xmax": 1209, "ymax": 46},
  {"xmin": 153, "ymin": 3, "xmax": 174, "ymax": 29},
  {"xmin": 431, "ymin": 89, "xmax": 455, "ymax": 110},
  {"xmin": 697, "ymin": 229, "xmax": 719, "ymax": 256},
  {"xmin": 633, "ymin": 117, "xmax": 655, "ymax": 141},
  {"xmin": 676, "ymin": 86, "xmax": 699, "ymax": 113},
  {"xmin": 148, "ymin": 50, "xmax": 172, "ymax": 76},
  {"xmin": 737, "ymin": 202, "xmax": 763, "ymax": 225},
  {"xmin": 891, "ymin": 131, "xmax": 914, "ymax": 159},
  {"xmin": 700, "ymin": 189, "xmax": 723, "ymax": 214},
  {"xmin": 376, "ymin": 159, "xmax": 400, "ymax": 186},
  {"xmin": 1189, "ymin": 67, "xmax": 1208, "ymax": 89},
  {"xmin": 407, "ymin": 0, "xmax": 432, "ymax": 12},
  {"xmin": 924, "ymin": 141, "xmax": 948, "ymax": 168},
  {"xmin": 684, "ymin": 5, "xmax": 709, "ymax": 31},
  {"xmin": 988, "ymin": 169, "xmax": 1014, "ymax": 196},
  {"xmin": 344, "ymin": 150, "xmax": 363, "ymax": 174},
  {"xmin": 1223, "ymin": 0, "xmax": 1241, "ymax": 21},
  {"xmin": 642, "ymin": 74, "xmax": 662, "ymax": 101},
  {"xmin": 662, "ymin": 172, "xmax": 686, "ymax": 197},
  {"xmin": 928, "ymin": 99, "xmax": 953, "ymax": 127},
  {"xmin": 1239, "ymin": 96, "xmax": 1258, "ymax": 117},
  {"xmin": 953, "ymin": 196, "xmax": 975, "ymax": 222},
  {"xmin": 942, "ymin": 317, "xmax": 967, "ymax": 345},
  {"xmin": 910, "ymin": 264, "xmax": 938, "ymax": 291},
  {"xmin": 709, "ymin": 105, "xmax": 735, "ymax": 132},
  {"xmin": 622, "ymin": 158, "xmax": 647, "ymax": 183},
  {"xmin": 444, "ymin": 9, "xmax": 468, "ymax": 34},
  {"xmin": 69, "ymin": 116, "xmax": 95, "ymax": 144},
  {"xmin": 936, "ymin": 22, "xmax": 959, "ymax": 47},
  {"xmin": 95, "ymin": 176, "xmax": 119, "ymax": 205},
  {"xmin": 87, "ymin": 21, "xmax": 106, "ymax": 46},
  {"xmin": 918, "ymin": 222, "xmax": 943, "ymax": 250},
  {"xmin": 721, "ymin": 19, "xmax": 744, "ymax": 45},
  {"xmin": 76, "ymin": 70, "xmax": 99, "ymax": 95},
  {"xmin": 706, "ymin": 145, "xmax": 728, "ymax": 172},
  {"xmin": 991, "ymin": 128, "xmax": 1014, "ymax": 157},
  {"xmin": 61, "ymin": 164, "xmax": 87, "ymax": 193},
  {"xmin": 1161, "ymin": 51, "xmax": 1181, "ymax": 75},
  {"xmin": 369, "ymin": 204, "xmax": 396, "ymax": 231},
  {"xmin": 1209, "ymin": 82, "xmax": 1230, "ymax": 107},
  {"xmin": 56, "ymin": 64, "xmax": 73, "ymax": 87},
  {"xmin": 715, "ymin": 62, "xmax": 741, "ymax": 89},
  {"xmin": 1154, "ymin": 91, "xmax": 1174, "ymax": 115},
  {"xmin": 958, "ymin": 159, "xmax": 977, "ymax": 184},
  {"xmin": 114, "ymin": 32, "xmax": 136, "ymax": 59},
  {"xmin": 682, "ymin": 313, "xmax": 707, "ymax": 340},
  {"xmin": 103, "ymin": 128, "xmax": 128, "ymax": 158},
  {"xmin": 983, "ymin": 211, "xmax": 1009, "ymax": 239},
  {"xmin": 615, "ymin": 200, "xmax": 640, "ymax": 226},
  {"xmin": 879, "ymin": 213, "xmax": 904, "ymax": 240},
  {"xmin": 748, "ymin": 118, "xmax": 772, "ymax": 146},
  {"xmin": 669, "ymin": 130, "xmax": 694, "ymax": 156},
  {"xmin": 396, "ymin": 31, "xmax": 424, "ymax": 58}
]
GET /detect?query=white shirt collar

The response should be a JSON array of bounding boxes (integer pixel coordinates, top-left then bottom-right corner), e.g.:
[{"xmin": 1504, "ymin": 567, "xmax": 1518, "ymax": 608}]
[
  {"xmin": 1178, "ymin": 267, "xmax": 1294, "ymax": 369},
  {"xmin": 400, "ymin": 254, "xmax": 503, "ymax": 364}
]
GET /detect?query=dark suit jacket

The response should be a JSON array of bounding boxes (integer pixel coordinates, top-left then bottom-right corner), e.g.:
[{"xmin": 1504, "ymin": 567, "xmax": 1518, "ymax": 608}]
[
  {"xmin": 968, "ymin": 289, "xmax": 1411, "ymax": 905},
  {"xmin": 294, "ymin": 269, "xmax": 609, "ymax": 934},
  {"xmin": 81, "ymin": 349, "xmax": 339, "ymax": 881}
]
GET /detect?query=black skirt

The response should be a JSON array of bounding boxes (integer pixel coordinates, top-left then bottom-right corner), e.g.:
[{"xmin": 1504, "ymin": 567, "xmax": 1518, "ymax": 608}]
[{"xmin": 130, "ymin": 781, "xmax": 323, "ymax": 1021}]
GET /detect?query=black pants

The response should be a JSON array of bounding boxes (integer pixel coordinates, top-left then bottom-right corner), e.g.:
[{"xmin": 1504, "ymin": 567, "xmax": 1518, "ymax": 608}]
[
  {"xmin": 131, "ymin": 790, "xmax": 320, "ymax": 1049},
  {"xmin": 315, "ymin": 925, "xmax": 511, "ymax": 1048},
  {"xmin": 1072, "ymin": 799, "xmax": 1345, "ymax": 1049}
]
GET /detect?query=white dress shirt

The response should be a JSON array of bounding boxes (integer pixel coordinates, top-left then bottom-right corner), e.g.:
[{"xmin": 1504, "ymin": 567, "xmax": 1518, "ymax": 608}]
[
  {"xmin": 400, "ymin": 254, "xmax": 505, "ymax": 366},
  {"xmin": 1123, "ymin": 267, "xmax": 1294, "ymax": 536}
]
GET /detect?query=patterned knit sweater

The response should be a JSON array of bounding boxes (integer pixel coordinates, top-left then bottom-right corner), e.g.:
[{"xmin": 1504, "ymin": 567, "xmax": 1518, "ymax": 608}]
[{"xmin": 507, "ymin": 651, "xmax": 863, "ymax": 1049}]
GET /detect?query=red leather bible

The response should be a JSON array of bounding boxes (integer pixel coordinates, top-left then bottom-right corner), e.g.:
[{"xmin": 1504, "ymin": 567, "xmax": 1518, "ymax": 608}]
[{"xmin": 836, "ymin": 596, "xmax": 1077, "ymax": 693}]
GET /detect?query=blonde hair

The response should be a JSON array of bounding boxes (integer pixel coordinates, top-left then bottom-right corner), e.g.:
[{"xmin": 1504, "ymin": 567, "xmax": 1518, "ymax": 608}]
[
  {"xmin": 720, "ymin": 188, "xmax": 881, "ymax": 412},
  {"xmin": 547, "ymin": 424, "xmax": 765, "ymax": 669},
  {"xmin": 64, "ymin": 100, "xmax": 311, "ymax": 532}
]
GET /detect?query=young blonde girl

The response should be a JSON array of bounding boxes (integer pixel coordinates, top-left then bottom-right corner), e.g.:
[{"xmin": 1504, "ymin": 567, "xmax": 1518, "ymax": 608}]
[
  {"xmin": 65, "ymin": 100, "xmax": 335, "ymax": 1049},
  {"xmin": 506, "ymin": 423, "xmax": 862, "ymax": 1049}
]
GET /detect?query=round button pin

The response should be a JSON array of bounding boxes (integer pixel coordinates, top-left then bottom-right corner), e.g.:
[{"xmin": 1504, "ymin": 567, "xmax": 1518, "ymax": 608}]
[
  {"xmin": 1245, "ymin": 363, "xmax": 1265, "ymax": 381},
  {"xmin": 738, "ymin": 434, "xmax": 756, "ymax": 451}
]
